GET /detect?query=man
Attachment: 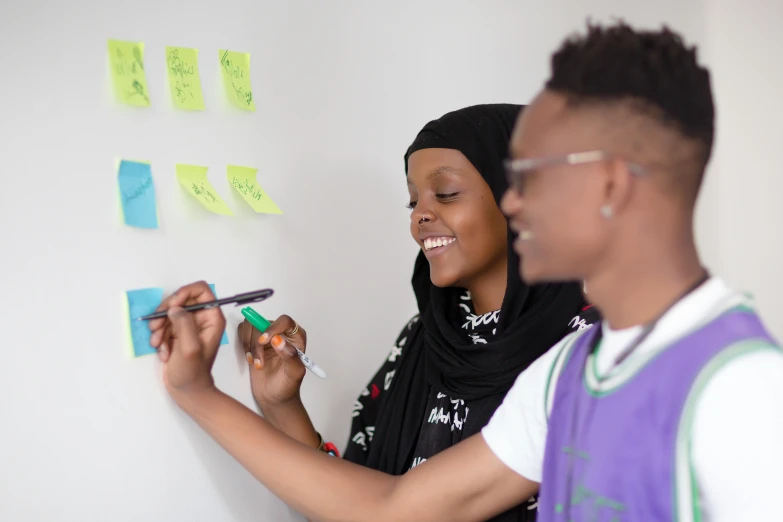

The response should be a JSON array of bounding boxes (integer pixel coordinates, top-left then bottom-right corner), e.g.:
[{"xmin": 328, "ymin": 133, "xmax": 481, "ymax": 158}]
[{"xmin": 150, "ymin": 22, "xmax": 783, "ymax": 521}]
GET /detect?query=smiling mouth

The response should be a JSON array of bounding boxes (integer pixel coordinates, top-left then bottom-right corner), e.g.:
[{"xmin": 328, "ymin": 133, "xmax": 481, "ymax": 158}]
[{"xmin": 423, "ymin": 236, "xmax": 456, "ymax": 252}]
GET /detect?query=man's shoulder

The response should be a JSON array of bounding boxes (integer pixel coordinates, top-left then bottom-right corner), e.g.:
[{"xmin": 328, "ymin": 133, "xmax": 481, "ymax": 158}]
[{"xmin": 508, "ymin": 326, "xmax": 594, "ymax": 404}]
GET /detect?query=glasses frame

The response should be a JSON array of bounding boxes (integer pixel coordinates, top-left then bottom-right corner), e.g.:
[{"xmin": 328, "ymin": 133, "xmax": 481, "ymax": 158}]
[{"xmin": 503, "ymin": 150, "xmax": 646, "ymax": 193}]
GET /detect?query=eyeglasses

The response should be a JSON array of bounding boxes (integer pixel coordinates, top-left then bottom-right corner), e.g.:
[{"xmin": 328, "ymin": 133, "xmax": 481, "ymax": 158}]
[{"xmin": 503, "ymin": 150, "xmax": 646, "ymax": 194}]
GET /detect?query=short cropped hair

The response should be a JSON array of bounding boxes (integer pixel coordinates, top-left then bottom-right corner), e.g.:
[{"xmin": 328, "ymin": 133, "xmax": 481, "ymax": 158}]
[{"xmin": 546, "ymin": 22, "xmax": 715, "ymax": 184}]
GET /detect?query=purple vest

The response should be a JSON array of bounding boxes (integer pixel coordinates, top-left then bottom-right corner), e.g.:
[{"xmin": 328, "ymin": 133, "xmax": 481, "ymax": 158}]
[{"xmin": 538, "ymin": 308, "xmax": 776, "ymax": 521}]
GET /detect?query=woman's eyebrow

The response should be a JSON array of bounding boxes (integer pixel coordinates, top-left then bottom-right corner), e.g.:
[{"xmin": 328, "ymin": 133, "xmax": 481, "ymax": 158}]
[
  {"xmin": 427, "ymin": 165, "xmax": 464, "ymax": 180},
  {"xmin": 407, "ymin": 166, "xmax": 463, "ymax": 185}
]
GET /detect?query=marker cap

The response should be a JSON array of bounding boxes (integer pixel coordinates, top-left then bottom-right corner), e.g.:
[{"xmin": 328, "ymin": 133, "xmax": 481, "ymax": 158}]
[{"xmin": 241, "ymin": 306, "xmax": 271, "ymax": 333}]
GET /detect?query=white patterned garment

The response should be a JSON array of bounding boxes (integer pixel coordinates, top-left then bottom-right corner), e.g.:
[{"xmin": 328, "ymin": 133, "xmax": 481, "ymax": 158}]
[{"xmin": 343, "ymin": 292, "xmax": 600, "ymax": 521}]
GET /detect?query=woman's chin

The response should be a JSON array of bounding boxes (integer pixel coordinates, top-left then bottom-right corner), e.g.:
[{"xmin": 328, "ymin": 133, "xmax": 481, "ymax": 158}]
[{"xmin": 429, "ymin": 270, "xmax": 460, "ymax": 288}]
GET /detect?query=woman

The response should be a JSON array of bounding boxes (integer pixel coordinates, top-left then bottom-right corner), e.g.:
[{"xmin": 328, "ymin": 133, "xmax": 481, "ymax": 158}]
[{"xmin": 239, "ymin": 104, "xmax": 598, "ymax": 521}]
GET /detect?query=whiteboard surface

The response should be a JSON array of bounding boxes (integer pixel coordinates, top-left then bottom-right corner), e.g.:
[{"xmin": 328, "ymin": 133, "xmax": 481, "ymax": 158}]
[{"xmin": 3, "ymin": 1, "xmax": 778, "ymax": 521}]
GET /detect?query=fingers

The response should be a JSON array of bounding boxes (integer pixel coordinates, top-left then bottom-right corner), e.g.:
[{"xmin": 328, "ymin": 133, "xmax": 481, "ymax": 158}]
[
  {"xmin": 257, "ymin": 315, "xmax": 303, "ymax": 363},
  {"xmin": 238, "ymin": 320, "xmax": 251, "ymax": 363},
  {"xmin": 158, "ymin": 324, "xmax": 173, "ymax": 362},
  {"xmin": 236, "ymin": 314, "xmax": 311, "ymax": 376},
  {"xmin": 167, "ymin": 306, "xmax": 203, "ymax": 357},
  {"xmin": 245, "ymin": 315, "xmax": 304, "ymax": 372},
  {"xmin": 270, "ymin": 334, "xmax": 298, "ymax": 359},
  {"xmin": 239, "ymin": 320, "xmax": 265, "ymax": 369},
  {"xmin": 249, "ymin": 333, "xmax": 297, "ymax": 371},
  {"xmin": 237, "ymin": 320, "xmax": 260, "ymax": 351},
  {"xmin": 149, "ymin": 281, "xmax": 216, "ymax": 332},
  {"xmin": 150, "ymin": 318, "xmax": 172, "ymax": 352},
  {"xmin": 261, "ymin": 315, "xmax": 307, "ymax": 351},
  {"xmin": 149, "ymin": 281, "xmax": 220, "ymax": 357}
]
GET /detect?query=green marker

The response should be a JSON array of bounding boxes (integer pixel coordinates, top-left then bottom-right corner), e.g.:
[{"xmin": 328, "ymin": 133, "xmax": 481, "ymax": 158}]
[{"xmin": 241, "ymin": 306, "xmax": 327, "ymax": 379}]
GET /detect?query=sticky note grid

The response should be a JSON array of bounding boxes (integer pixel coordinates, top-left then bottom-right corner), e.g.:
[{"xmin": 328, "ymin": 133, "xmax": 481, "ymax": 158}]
[{"xmin": 112, "ymin": 40, "xmax": 272, "ymax": 361}]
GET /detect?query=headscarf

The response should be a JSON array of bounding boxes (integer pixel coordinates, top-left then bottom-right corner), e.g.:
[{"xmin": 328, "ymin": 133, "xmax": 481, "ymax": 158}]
[{"xmin": 365, "ymin": 104, "xmax": 586, "ymax": 475}]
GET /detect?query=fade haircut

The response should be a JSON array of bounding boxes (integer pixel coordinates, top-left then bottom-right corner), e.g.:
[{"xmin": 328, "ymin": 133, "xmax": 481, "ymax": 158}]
[{"xmin": 545, "ymin": 21, "xmax": 715, "ymax": 200}]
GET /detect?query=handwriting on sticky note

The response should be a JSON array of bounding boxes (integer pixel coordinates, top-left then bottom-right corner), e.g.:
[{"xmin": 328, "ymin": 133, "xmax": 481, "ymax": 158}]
[
  {"xmin": 118, "ymin": 160, "xmax": 158, "ymax": 229},
  {"xmin": 125, "ymin": 288, "xmax": 163, "ymax": 357},
  {"xmin": 208, "ymin": 284, "xmax": 230, "ymax": 345},
  {"xmin": 227, "ymin": 165, "xmax": 283, "ymax": 214},
  {"xmin": 219, "ymin": 50, "xmax": 255, "ymax": 111},
  {"xmin": 175, "ymin": 164, "xmax": 233, "ymax": 216},
  {"xmin": 166, "ymin": 46, "xmax": 205, "ymax": 111},
  {"xmin": 108, "ymin": 40, "xmax": 150, "ymax": 107}
]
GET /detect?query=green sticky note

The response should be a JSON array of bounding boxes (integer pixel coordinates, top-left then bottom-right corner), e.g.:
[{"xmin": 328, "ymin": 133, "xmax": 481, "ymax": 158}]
[
  {"xmin": 166, "ymin": 46, "xmax": 205, "ymax": 111},
  {"xmin": 175, "ymin": 164, "xmax": 233, "ymax": 216},
  {"xmin": 219, "ymin": 49, "xmax": 255, "ymax": 111},
  {"xmin": 227, "ymin": 165, "xmax": 282, "ymax": 214},
  {"xmin": 108, "ymin": 39, "xmax": 150, "ymax": 107}
]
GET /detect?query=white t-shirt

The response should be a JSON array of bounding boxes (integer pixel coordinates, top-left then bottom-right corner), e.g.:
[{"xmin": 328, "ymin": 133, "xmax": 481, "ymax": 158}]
[{"xmin": 482, "ymin": 277, "xmax": 783, "ymax": 521}]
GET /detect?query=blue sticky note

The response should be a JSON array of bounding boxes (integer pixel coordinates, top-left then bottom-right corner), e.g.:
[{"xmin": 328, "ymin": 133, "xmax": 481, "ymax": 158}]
[
  {"xmin": 126, "ymin": 288, "xmax": 164, "ymax": 357},
  {"xmin": 118, "ymin": 160, "xmax": 159, "ymax": 229},
  {"xmin": 208, "ymin": 283, "xmax": 230, "ymax": 345}
]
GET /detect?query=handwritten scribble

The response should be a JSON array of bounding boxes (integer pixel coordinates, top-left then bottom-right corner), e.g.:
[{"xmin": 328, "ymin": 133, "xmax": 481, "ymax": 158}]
[
  {"xmin": 132, "ymin": 46, "xmax": 144, "ymax": 70},
  {"xmin": 123, "ymin": 176, "xmax": 153, "ymax": 205},
  {"xmin": 118, "ymin": 160, "xmax": 158, "ymax": 229},
  {"xmin": 108, "ymin": 40, "xmax": 150, "ymax": 107},
  {"xmin": 227, "ymin": 166, "xmax": 282, "ymax": 214},
  {"xmin": 231, "ymin": 176, "xmax": 264, "ymax": 201},
  {"xmin": 219, "ymin": 49, "xmax": 255, "ymax": 111},
  {"xmin": 165, "ymin": 47, "xmax": 205, "ymax": 110},
  {"xmin": 191, "ymin": 181, "xmax": 218, "ymax": 203},
  {"xmin": 176, "ymin": 164, "xmax": 233, "ymax": 216},
  {"xmin": 168, "ymin": 50, "xmax": 194, "ymax": 102}
]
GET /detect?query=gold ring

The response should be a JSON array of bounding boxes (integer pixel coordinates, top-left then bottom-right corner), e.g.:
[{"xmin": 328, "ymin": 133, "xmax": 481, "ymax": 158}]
[{"xmin": 285, "ymin": 322, "xmax": 300, "ymax": 337}]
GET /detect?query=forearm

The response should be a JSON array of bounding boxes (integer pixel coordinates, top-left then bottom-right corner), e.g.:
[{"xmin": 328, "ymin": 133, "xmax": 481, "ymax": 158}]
[
  {"xmin": 259, "ymin": 397, "xmax": 320, "ymax": 449},
  {"xmin": 177, "ymin": 388, "xmax": 397, "ymax": 522},
  {"xmin": 173, "ymin": 387, "xmax": 536, "ymax": 522}
]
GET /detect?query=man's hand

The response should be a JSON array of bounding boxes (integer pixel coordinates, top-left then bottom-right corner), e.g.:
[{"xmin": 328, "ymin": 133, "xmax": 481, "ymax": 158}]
[{"xmin": 148, "ymin": 281, "xmax": 226, "ymax": 400}]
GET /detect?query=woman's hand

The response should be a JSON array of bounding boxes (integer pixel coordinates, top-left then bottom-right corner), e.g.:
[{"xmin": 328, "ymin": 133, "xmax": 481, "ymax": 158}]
[
  {"xmin": 148, "ymin": 281, "xmax": 226, "ymax": 403},
  {"xmin": 238, "ymin": 314, "xmax": 308, "ymax": 407},
  {"xmin": 238, "ymin": 315, "xmax": 320, "ymax": 448}
]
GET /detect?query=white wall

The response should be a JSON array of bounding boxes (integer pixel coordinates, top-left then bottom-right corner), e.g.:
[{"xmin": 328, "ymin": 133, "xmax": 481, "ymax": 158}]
[
  {"xmin": 0, "ymin": 1, "xmax": 778, "ymax": 521},
  {"xmin": 703, "ymin": 0, "xmax": 783, "ymax": 336}
]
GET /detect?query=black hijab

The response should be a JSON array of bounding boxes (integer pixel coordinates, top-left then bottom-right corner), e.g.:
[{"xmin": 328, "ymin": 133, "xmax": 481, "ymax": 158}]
[{"xmin": 365, "ymin": 104, "xmax": 586, "ymax": 475}]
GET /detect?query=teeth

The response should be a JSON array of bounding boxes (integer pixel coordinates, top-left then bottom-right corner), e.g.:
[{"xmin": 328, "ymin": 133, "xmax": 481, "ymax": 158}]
[{"xmin": 424, "ymin": 237, "xmax": 455, "ymax": 251}]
